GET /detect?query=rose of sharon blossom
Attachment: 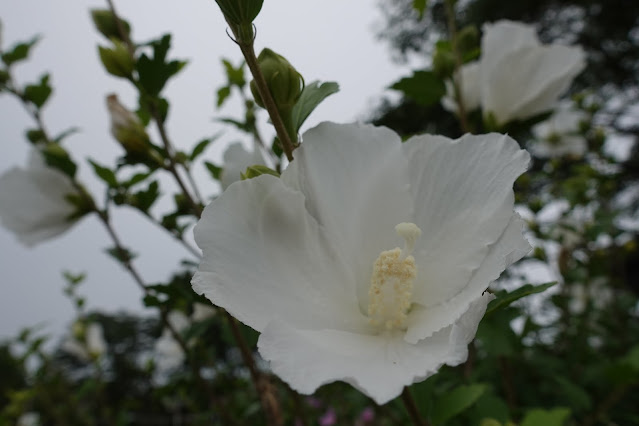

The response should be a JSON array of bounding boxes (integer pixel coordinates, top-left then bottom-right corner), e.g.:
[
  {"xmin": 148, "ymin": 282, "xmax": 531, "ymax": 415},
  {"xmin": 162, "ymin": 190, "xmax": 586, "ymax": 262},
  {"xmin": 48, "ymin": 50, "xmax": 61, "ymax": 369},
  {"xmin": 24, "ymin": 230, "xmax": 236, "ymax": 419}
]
[
  {"xmin": 192, "ymin": 122, "xmax": 530, "ymax": 404},
  {"xmin": 443, "ymin": 20, "xmax": 585, "ymax": 127},
  {"xmin": 62, "ymin": 322, "xmax": 107, "ymax": 361},
  {"xmin": 0, "ymin": 150, "xmax": 80, "ymax": 246},
  {"xmin": 532, "ymin": 102, "xmax": 587, "ymax": 158},
  {"xmin": 154, "ymin": 311, "xmax": 190, "ymax": 371},
  {"xmin": 220, "ymin": 142, "xmax": 266, "ymax": 190}
]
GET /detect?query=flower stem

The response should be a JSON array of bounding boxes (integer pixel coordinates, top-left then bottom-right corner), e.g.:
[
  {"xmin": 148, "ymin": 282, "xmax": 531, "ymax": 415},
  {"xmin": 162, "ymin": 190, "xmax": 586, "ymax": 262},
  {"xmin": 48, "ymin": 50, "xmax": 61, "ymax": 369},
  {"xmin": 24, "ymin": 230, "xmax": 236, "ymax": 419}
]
[
  {"xmin": 401, "ymin": 387, "xmax": 429, "ymax": 426},
  {"xmin": 227, "ymin": 21, "xmax": 297, "ymax": 162}
]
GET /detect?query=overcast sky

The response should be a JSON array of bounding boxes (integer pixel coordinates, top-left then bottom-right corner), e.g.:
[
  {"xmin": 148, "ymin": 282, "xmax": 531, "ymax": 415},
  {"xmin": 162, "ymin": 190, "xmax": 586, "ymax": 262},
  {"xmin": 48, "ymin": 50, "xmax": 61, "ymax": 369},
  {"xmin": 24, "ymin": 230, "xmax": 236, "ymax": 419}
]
[{"xmin": 0, "ymin": 1, "xmax": 418, "ymax": 342}]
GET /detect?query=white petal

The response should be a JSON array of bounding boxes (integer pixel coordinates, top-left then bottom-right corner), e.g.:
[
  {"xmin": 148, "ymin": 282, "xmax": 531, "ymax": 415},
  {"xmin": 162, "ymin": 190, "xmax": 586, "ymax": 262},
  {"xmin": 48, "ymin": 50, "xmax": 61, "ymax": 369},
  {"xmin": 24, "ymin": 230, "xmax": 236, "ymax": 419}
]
[
  {"xmin": 282, "ymin": 122, "xmax": 414, "ymax": 312},
  {"xmin": 442, "ymin": 62, "xmax": 481, "ymax": 114},
  {"xmin": 86, "ymin": 323, "xmax": 107, "ymax": 356},
  {"xmin": 481, "ymin": 21, "xmax": 540, "ymax": 63},
  {"xmin": 0, "ymin": 150, "xmax": 78, "ymax": 246},
  {"xmin": 192, "ymin": 174, "xmax": 368, "ymax": 333},
  {"xmin": 221, "ymin": 142, "xmax": 266, "ymax": 190},
  {"xmin": 257, "ymin": 294, "xmax": 492, "ymax": 405},
  {"xmin": 402, "ymin": 133, "xmax": 529, "ymax": 311},
  {"xmin": 405, "ymin": 214, "xmax": 530, "ymax": 343}
]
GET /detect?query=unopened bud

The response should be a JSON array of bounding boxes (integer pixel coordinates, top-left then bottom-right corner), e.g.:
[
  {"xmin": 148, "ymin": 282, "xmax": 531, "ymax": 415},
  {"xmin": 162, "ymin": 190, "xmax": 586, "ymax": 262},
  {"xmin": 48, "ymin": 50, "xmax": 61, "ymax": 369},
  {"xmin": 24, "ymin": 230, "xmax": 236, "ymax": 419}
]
[
  {"xmin": 90, "ymin": 9, "xmax": 131, "ymax": 43},
  {"xmin": 98, "ymin": 40, "xmax": 134, "ymax": 78},
  {"xmin": 72, "ymin": 321, "xmax": 85, "ymax": 340},
  {"xmin": 250, "ymin": 48, "xmax": 304, "ymax": 113},
  {"xmin": 241, "ymin": 164, "xmax": 279, "ymax": 180},
  {"xmin": 215, "ymin": 0, "xmax": 264, "ymax": 42},
  {"xmin": 106, "ymin": 94, "xmax": 149, "ymax": 154}
]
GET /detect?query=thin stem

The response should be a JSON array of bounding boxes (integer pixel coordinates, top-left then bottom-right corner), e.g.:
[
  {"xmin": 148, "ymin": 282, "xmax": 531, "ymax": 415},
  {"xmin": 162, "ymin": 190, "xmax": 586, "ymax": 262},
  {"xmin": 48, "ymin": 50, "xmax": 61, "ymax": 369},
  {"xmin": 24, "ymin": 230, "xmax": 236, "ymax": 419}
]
[
  {"xmin": 140, "ymin": 210, "xmax": 201, "ymax": 258},
  {"xmin": 401, "ymin": 388, "xmax": 429, "ymax": 426},
  {"xmin": 444, "ymin": 0, "xmax": 471, "ymax": 134},
  {"xmin": 227, "ymin": 22, "xmax": 296, "ymax": 161},
  {"xmin": 498, "ymin": 356, "xmax": 517, "ymax": 412}
]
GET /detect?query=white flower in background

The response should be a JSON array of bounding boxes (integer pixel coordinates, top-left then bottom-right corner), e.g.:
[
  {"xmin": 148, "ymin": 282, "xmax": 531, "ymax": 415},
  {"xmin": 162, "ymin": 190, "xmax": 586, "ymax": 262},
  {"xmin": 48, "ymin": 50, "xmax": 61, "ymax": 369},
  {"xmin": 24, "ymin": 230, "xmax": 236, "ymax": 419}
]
[
  {"xmin": 0, "ymin": 150, "xmax": 80, "ymax": 246},
  {"xmin": 532, "ymin": 102, "xmax": 587, "ymax": 158},
  {"xmin": 154, "ymin": 311, "xmax": 190, "ymax": 372},
  {"xmin": 443, "ymin": 20, "xmax": 585, "ymax": 127},
  {"xmin": 568, "ymin": 278, "xmax": 614, "ymax": 314},
  {"xmin": 192, "ymin": 122, "xmax": 530, "ymax": 404},
  {"xmin": 192, "ymin": 302, "xmax": 216, "ymax": 322},
  {"xmin": 441, "ymin": 62, "xmax": 481, "ymax": 114},
  {"xmin": 17, "ymin": 412, "xmax": 40, "ymax": 426},
  {"xmin": 220, "ymin": 142, "xmax": 266, "ymax": 190},
  {"xmin": 62, "ymin": 322, "xmax": 107, "ymax": 361}
]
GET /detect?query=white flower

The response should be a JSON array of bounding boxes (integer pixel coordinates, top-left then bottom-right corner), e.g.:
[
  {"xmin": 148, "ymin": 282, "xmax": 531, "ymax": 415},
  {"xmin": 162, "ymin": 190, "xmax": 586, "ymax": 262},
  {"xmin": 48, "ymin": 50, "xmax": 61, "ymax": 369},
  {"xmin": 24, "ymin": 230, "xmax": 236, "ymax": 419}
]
[
  {"xmin": 17, "ymin": 412, "xmax": 40, "ymax": 426},
  {"xmin": 62, "ymin": 322, "xmax": 107, "ymax": 361},
  {"xmin": 532, "ymin": 102, "xmax": 587, "ymax": 158},
  {"xmin": 192, "ymin": 302, "xmax": 216, "ymax": 322},
  {"xmin": 441, "ymin": 62, "xmax": 481, "ymax": 114},
  {"xmin": 220, "ymin": 142, "xmax": 266, "ymax": 190},
  {"xmin": 0, "ymin": 150, "xmax": 79, "ymax": 246},
  {"xmin": 443, "ymin": 20, "xmax": 585, "ymax": 127},
  {"xmin": 192, "ymin": 122, "xmax": 530, "ymax": 404}
]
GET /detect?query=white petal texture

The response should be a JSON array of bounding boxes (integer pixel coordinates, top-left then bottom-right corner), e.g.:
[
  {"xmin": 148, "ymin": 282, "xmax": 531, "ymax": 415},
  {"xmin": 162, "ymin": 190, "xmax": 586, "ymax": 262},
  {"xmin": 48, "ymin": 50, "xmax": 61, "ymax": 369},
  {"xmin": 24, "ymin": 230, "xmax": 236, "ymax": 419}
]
[
  {"xmin": 0, "ymin": 150, "xmax": 79, "ymax": 246},
  {"xmin": 221, "ymin": 142, "xmax": 267, "ymax": 190},
  {"xmin": 532, "ymin": 102, "xmax": 587, "ymax": 158},
  {"xmin": 442, "ymin": 20, "xmax": 585, "ymax": 127},
  {"xmin": 192, "ymin": 122, "xmax": 530, "ymax": 404}
]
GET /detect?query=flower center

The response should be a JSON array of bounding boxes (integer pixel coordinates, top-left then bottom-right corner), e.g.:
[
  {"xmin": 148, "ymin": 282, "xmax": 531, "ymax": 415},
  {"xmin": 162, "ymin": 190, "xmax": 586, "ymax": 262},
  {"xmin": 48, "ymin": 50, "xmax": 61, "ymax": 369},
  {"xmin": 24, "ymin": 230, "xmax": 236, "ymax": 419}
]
[{"xmin": 367, "ymin": 222, "xmax": 422, "ymax": 331}]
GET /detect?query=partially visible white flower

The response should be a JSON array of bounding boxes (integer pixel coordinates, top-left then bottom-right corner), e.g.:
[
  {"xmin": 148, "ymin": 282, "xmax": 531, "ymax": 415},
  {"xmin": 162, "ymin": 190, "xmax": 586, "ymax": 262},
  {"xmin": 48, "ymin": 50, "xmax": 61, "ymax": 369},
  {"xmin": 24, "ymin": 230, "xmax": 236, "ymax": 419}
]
[
  {"xmin": 62, "ymin": 322, "xmax": 107, "ymax": 361},
  {"xmin": 220, "ymin": 142, "xmax": 266, "ymax": 190},
  {"xmin": 441, "ymin": 62, "xmax": 481, "ymax": 114},
  {"xmin": 0, "ymin": 150, "xmax": 79, "ymax": 246},
  {"xmin": 17, "ymin": 412, "xmax": 40, "ymax": 426},
  {"xmin": 532, "ymin": 102, "xmax": 587, "ymax": 158},
  {"xmin": 192, "ymin": 302, "xmax": 216, "ymax": 322},
  {"xmin": 443, "ymin": 20, "xmax": 585, "ymax": 127},
  {"xmin": 154, "ymin": 311, "xmax": 190, "ymax": 372},
  {"xmin": 192, "ymin": 122, "xmax": 530, "ymax": 404}
]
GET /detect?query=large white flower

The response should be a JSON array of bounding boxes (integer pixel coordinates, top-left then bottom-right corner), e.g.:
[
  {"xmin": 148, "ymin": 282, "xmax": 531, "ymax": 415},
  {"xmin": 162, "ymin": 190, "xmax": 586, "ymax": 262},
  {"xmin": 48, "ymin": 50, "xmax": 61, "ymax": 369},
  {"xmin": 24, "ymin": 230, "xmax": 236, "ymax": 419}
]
[
  {"xmin": 192, "ymin": 122, "xmax": 530, "ymax": 404},
  {"xmin": 531, "ymin": 102, "xmax": 587, "ymax": 158},
  {"xmin": 220, "ymin": 142, "xmax": 266, "ymax": 190},
  {"xmin": 154, "ymin": 311, "xmax": 190, "ymax": 372},
  {"xmin": 443, "ymin": 20, "xmax": 585, "ymax": 127},
  {"xmin": 0, "ymin": 149, "xmax": 79, "ymax": 246}
]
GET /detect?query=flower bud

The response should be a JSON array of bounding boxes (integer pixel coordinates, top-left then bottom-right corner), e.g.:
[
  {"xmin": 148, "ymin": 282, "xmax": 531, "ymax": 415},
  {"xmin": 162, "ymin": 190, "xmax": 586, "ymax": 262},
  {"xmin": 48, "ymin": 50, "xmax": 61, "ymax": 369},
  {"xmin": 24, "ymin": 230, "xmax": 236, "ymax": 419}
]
[
  {"xmin": 106, "ymin": 94, "xmax": 150, "ymax": 154},
  {"xmin": 215, "ymin": 0, "xmax": 263, "ymax": 42},
  {"xmin": 241, "ymin": 164, "xmax": 279, "ymax": 180},
  {"xmin": 98, "ymin": 40, "xmax": 134, "ymax": 78},
  {"xmin": 250, "ymin": 48, "xmax": 304, "ymax": 113},
  {"xmin": 90, "ymin": 9, "xmax": 131, "ymax": 43}
]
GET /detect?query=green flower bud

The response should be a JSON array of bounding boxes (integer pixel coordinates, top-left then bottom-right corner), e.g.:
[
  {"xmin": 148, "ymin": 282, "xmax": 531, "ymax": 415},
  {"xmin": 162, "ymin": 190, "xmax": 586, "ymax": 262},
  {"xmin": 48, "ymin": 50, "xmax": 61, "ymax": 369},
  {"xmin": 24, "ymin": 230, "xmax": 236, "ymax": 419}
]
[
  {"xmin": 456, "ymin": 25, "xmax": 479, "ymax": 56},
  {"xmin": 72, "ymin": 321, "xmax": 85, "ymax": 340},
  {"xmin": 90, "ymin": 9, "xmax": 131, "ymax": 43},
  {"xmin": 432, "ymin": 41, "xmax": 456, "ymax": 78},
  {"xmin": 98, "ymin": 40, "xmax": 134, "ymax": 78},
  {"xmin": 241, "ymin": 164, "xmax": 280, "ymax": 180},
  {"xmin": 106, "ymin": 94, "xmax": 150, "ymax": 154},
  {"xmin": 215, "ymin": 0, "xmax": 264, "ymax": 42},
  {"xmin": 250, "ymin": 48, "xmax": 304, "ymax": 113}
]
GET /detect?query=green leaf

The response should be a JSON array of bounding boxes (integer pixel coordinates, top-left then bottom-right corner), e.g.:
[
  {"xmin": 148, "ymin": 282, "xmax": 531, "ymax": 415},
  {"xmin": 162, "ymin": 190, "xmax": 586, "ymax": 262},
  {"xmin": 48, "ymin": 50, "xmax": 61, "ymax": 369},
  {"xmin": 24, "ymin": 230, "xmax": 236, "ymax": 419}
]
[
  {"xmin": 190, "ymin": 138, "xmax": 213, "ymax": 161},
  {"xmin": 137, "ymin": 34, "xmax": 187, "ymax": 96},
  {"xmin": 390, "ymin": 70, "xmax": 446, "ymax": 107},
  {"xmin": 90, "ymin": 9, "xmax": 131, "ymax": 42},
  {"xmin": 222, "ymin": 58, "xmax": 245, "ymax": 87},
  {"xmin": 520, "ymin": 408, "xmax": 571, "ymax": 426},
  {"xmin": 105, "ymin": 246, "xmax": 136, "ymax": 264},
  {"xmin": 216, "ymin": 85, "xmax": 231, "ymax": 108},
  {"xmin": 88, "ymin": 159, "xmax": 118, "ymax": 188},
  {"xmin": 122, "ymin": 171, "xmax": 154, "ymax": 188},
  {"xmin": 23, "ymin": 74, "xmax": 52, "ymax": 108},
  {"xmin": 205, "ymin": 161, "xmax": 223, "ymax": 180},
  {"xmin": 291, "ymin": 80, "xmax": 339, "ymax": 131},
  {"xmin": 133, "ymin": 180, "xmax": 160, "ymax": 212},
  {"xmin": 41, "ymin": 145, "xmax": 77, "ymax": 178},
  {"xmin": 486, "ymin": 282, "xmax": 557, "ymax": 315},
  {"xmin": 98, "ymin": 41, "xmax": 134, "ymax": 78},
  {"xmin": 413, "ymin": 0, "xmax": 428, "ymax": 19},
  {"xmin": 431, "ymin": 384, "xmax": 487, "ymax": 425},
  {"xmin": 1, "ymin": 36, "xmax": 40, "ymax": 66}
]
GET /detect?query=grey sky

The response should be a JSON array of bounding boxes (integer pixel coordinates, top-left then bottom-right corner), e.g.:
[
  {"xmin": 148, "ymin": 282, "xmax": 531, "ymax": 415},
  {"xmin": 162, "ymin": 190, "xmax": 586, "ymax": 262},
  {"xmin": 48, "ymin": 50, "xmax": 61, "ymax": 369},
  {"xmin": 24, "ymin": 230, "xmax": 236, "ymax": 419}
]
[{"xmin": 0, "ymin": 1, "xmax": 414, "ymax": 341}]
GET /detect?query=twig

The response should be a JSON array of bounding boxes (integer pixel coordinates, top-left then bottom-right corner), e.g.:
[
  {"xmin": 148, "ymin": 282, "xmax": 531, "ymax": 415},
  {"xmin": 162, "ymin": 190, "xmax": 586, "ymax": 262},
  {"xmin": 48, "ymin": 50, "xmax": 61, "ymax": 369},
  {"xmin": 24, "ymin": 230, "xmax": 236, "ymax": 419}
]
[
  {"xmin": 401, "ymin": 387, "xmax": 429, "ymax": 426},
  {"xmin": 444, "ymin": 0, "xmax": 472, "ymax": 134}
]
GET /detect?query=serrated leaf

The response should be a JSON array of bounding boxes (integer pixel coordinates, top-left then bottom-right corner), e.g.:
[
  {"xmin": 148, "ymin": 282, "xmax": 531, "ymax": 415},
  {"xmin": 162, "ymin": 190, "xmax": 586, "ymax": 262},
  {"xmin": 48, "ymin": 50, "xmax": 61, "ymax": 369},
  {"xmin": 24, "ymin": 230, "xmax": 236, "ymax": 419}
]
[
  {"xmin": 431, "ymin": 384, "xmax": 487, "ymax": 425},
  {"xmin": 390, "ymin": 70, "xmax": 446, "ymax": 107},
  {"xmin": 23, "ymin": 74, "xmax": 52, "ymax": 108},
  {"xmin": 291, "ymin": 80, "xmax": 339, "ymax": 131},
  {"xmin": 88, "ymin": 159, "xmax": 118, "ymax": 188},
  {"xmin": 486, "ymin": 282, "xmax": 556, "ymax": 315},
  {"xmin": 136, "ymin": 34, "xmax": 187, "ymax": 96},
  {"xmin": 520, "ymin": 408, "xmax": 570, "ymax": 426},
  {"xmin": 2, "ymin": 36, "xmax": 40, "ymax": 66}
]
